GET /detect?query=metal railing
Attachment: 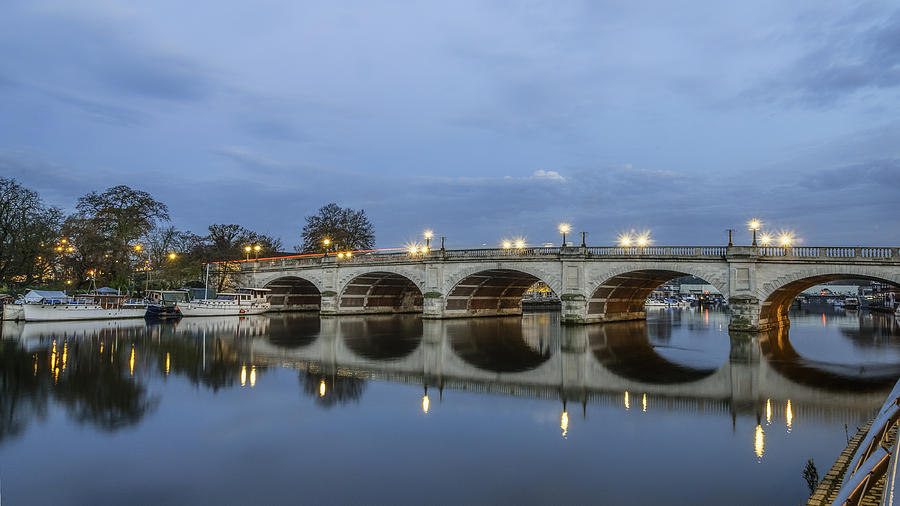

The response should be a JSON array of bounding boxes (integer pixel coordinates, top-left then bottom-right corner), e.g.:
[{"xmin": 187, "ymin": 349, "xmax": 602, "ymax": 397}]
[{"xmin": 830, "ymin": 378, "xmax": 900, "ymax": 505}]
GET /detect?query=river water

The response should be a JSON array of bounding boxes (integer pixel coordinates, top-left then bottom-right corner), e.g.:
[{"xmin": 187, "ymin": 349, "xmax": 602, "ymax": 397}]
[{"xmin": 2, "ymin": 306, "xmax": 900, "ymax": 505}]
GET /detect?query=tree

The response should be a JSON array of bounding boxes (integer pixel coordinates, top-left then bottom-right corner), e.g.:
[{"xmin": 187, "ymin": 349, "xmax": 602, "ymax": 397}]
[
  {"xmin": 204, "ymin": 224, "xmax": 283, "ymax": 291},
  {"xmin": 0, "ymin": 178, "xmax": 62, "ymax": 289},
  {"xmin": 298, "ymin": 203, "xmax": 375, "ymax": 253},
  {"xmin": 69, "ymin": 185, "xmax": 170, "ymax": 287}
]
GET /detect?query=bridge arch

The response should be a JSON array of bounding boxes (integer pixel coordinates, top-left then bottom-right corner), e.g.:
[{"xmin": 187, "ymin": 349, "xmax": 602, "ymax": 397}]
[
  {"xmin": 586, "ymin": 265, "xmax": 729, "ymax": 323},
  {"xmin": 338, "ymin": 271, "xmax": 424, "ymax": 314},
  {"xmin": 756, "ymin": 266, "xmax": 900, "ymax": 329},
  {"xmin": 264, "ymin": 276, "xmax": 322, "ymax": 311},
  {"xmin": 443, "ymin": 266, "xmax": 559, "ymax": 318}
]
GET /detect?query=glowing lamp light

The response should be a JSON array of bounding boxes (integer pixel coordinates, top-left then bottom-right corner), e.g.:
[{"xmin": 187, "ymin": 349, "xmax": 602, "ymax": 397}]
[
  {"xmin": 168, "ymin": 252, "xmax": 177, "ymax": 260},
  {"xmin": 515, "ymin": 239, "xmax": 525, "ymax": 249},
  {"xmin": 409, "ymin": 246, "xmax": 418, "ymax": 254},
  {"xmin": 780, "ymin": 234, "xmax": 792, "ymax": 247},
  {"xmin": 254, "ymin": 245, "xmax": 261, "ymax": 252},
  {"xmin": 424, "ymin": 230, "xmax": 434, "ymax": 239},
  {"xmin": 337, "ymin": 252, "xmax": 345, "ymax": 259},
  {"xmin": 323, "ymin": 238, "xmax": 331, "ymax": 246},
  {"xmin": 558, "ymin": 223, "xmax": 570, "ymax": 233},
  {"xmin": 760, "ymin": 234, "xmax": 772, "ymax": 246},
  {"xmin": 134, "ymin": 244, "xmax": 142, "ymax": 251},
  {"xmin": 60, "ymin": 238, "xmax": 67, "ymax": 244},
  {"xmin": 637, "ymin": 235, "xmax": 648, "ymax": 247},
  {"xmin": 240, "ymin": 365, "xmax": 247, "ymax": 386},
  {"xmin": 502, "ymin": 241, "xmax": 512, "ymax": 249},
  {"xmin": 346, "ymin": 252, "xmax": 352, "ymax": 258},
  {"xmin": 244, "ymin": 245, "xmax": 251, "ymax": 253},
  {"xmin": 749, "ymin": 219, "xmax": 761, "ymax": 231},
  {"xmin": 66, "ymin": 246, "xmax": 74, "ymax": 252},
  {"xmin": 618, "ymin": 235, "xmax": 632, "ymax": 247}
]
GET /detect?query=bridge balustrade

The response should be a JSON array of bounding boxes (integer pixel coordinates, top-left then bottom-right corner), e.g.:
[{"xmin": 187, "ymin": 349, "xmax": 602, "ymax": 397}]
[{"xmin": 757, "ymin": 246, "xmax": 898, "ymax": 259}]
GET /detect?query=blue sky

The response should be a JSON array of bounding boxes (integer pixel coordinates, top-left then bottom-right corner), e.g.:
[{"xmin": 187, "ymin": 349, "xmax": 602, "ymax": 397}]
[{"xmin": 1, "ymin": 1, "xmax": 898, "ymax": 249}]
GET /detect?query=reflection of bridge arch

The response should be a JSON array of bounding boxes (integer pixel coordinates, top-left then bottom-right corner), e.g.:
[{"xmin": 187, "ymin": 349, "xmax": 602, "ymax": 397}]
[
  {"xmin": 267, "ymin": 314, "xmax": 321, "ymax": 349},
  {"xmin": 444, "ymin": 268, "xmax": 557, "ymax": 318},
  {"xmin": 588, "ymin": 321, "xmax": 721, "ymax": 384},
  {"xmin": 339, "ymin": 315, "xmax": 423, "ymax": 361},
  {"xmin": 586, "ymin": 266, "xmax": 728, "ymax": 323},
  {"xmin": 265, "ymin": 276, "xmax": 322, "ymax": 311},
  {"xmin": 338, "ymin": 271, "xmax": 424, "ymax": 314},
  {"xmin": 446, "ymin": 317, "xmax": 555, "ymax": 373},
  {"xmin": 758, "ymin": 325, "xmax": 900, "ymax": 392},
  {"xmin": 757, "ymin": 267, "xmax": 900, "ymax": 329}
]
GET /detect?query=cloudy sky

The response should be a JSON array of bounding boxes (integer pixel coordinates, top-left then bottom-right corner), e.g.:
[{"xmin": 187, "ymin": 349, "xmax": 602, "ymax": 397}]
[{"xmin": 1, "ymin": 1, "xmax": 898, "ymax": 249}]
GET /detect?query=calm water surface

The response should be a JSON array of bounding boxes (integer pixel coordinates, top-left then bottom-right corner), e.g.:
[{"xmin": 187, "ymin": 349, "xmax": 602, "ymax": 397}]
[{"xmin": 2, "ymin": 305, "xmax": 900, "ymax": 505}]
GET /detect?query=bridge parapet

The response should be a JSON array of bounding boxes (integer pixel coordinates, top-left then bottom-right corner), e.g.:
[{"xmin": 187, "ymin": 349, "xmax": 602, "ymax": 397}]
[{"xmin": 757, "ymin": 246, "xmax": 900, "ymax": 260}]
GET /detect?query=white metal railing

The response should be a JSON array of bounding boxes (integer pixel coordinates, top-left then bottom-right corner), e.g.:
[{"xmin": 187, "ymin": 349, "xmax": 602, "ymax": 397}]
[{"xmin": 831, "ymin": 378, "xmax": 900, "ymax": 505}]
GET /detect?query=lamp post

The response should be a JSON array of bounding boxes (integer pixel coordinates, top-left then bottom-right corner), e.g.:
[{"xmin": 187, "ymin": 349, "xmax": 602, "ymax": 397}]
[
  {"xmin": 559, "ymin": 223, "xmax": 570, "ymax": 247},
  {"xmin": 749, "ymin": 220, "xmax": 761, "ymax": 246},
  {"xmin": 323, "ymin": 238, "xmax": 331, "ymax": 257},
  {"xmin": 424, "ymin": 230, "xmax": 433, "ymax": 251},
  {"xmin": 253, "ymin": 244, "xmax": 261, "ymax": 260},
  {"xmin": 244, "ymin": 245, "xmax": 252, "ymax": 261},
  {"xmin": 134, "ymin": 244, "xmax": 149, "ymax": 292}
]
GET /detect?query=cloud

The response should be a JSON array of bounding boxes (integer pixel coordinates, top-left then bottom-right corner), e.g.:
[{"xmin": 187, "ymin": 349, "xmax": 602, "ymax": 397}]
[
  {"xmin": 743, "ymin": 6, "xmax": 900, "ymax": 107},
  {"xmin": 532, "ymin": 170, "xmax": 566, "ymax": 182}
]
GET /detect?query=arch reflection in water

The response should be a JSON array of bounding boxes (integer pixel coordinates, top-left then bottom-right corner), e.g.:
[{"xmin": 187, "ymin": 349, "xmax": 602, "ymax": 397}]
[
  {"xmin": 446, "ymin": 313, "xmax": 558, "ymax": 373},
  {"xmin": 589, "ymin": 320, "xmax": 721, "ymax": 384},
  {"xmin": 339, "ymin": 315, "xmax": 423, "ymax": 361},
  {"xmin": 758, "ymin": 323, "xmax": 900, "ymax": 392}
]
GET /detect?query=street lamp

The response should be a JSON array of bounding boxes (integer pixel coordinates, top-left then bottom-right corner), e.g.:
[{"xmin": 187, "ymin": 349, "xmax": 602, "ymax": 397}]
[
  {"xmin": 749, "ymin": 219, "xmax": 761, "ymax": 246},
  {"xmin": 168, "ymin": 252, "xmax": 177, "ymax": 260},
  {"xmin": 502, "ymin": 240, "xmax": 512, "ymax": 249},
  {"xmin": 515, "ymin": 239, "xmax": 525, "ymax": 249},
  {"xmin": 253, "ymin": 244, "xmax": 261, "ymax": 259},
  {"xmin": 760, "ymin": 234, "xmax": 772, "ymax": 247},
  {"xmin": 323, "ymin": 238, "xmax": 331, "ymax": 256},
  {"xmin": 618, "ymin": 234, "xmax": 632, "ymax": 247},
  {"xmin": 424, "ymin": 230, "xmax": 433, "ymax": 250},
  {"xmin": 134, "ymin": 244, "xmax": 149, "ymax": 292},
  {"xmin": 779, "ymin": 234, "xmax": 792, "ymax": 248},
  {"xmin": 559, "ymin": 223, "xmax": 570, "ymax": 247},
  {"xmin": 244, "ymin": 245, "xmax": 252, "ymax": 261}
]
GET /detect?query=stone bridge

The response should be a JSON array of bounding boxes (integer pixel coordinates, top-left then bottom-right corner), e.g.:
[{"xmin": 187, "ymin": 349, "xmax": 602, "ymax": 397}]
[{"xmin": 219, "ymin": 245, "xmax": 900, "ymax": 331}]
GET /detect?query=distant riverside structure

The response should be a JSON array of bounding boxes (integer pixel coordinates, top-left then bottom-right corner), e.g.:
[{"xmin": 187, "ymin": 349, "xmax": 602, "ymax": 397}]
[{"xmin": 215, "ymin": 244, "xmax": 900, "ymax": 332}]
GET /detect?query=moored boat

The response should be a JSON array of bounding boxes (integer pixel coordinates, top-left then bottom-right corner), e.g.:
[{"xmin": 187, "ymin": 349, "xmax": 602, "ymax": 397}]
[
  {"xmin": 145, "ymin": 290, "xmax": 190, "ymax": 319},
  {"xmin": 843, "ymin": 297, "xmax": 860, "ymax": 310},
  {"xmin": 23, "ymin": 293, "xmax": 146, "ymax": 322},
  {"xmin": 176, "ymin": 288, "xmax": 270, "ymax": 317}
]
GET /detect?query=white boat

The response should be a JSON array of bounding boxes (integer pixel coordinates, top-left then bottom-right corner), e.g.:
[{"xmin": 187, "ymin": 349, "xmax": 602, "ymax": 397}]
[
  {"xmin": 23, "ymin": 293, "xmax": 146, "ymax": 321},
  {"xmin": 176, "ymin": 288, "xmax": 271, "ymax": 317},
  {"xmin": 843, "ymin": 297, "xmax": 860, "ymax": 310},
  {"xmin": 2, "ymin": 302, "xmax": 24, "ymax": 321},
  {"xmin": 645, "ymin": 298, "xmax": 669, "ymax": 307}
]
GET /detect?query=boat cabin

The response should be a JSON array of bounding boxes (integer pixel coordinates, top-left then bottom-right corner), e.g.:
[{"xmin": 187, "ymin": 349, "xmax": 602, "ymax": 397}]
[
  {"xmin": 215, "ymin": 288, "xmax": 270, "ymax": 303},
  {"xmin": 147, "ymin": 290, "xmax": 190, "ymax": 305}
]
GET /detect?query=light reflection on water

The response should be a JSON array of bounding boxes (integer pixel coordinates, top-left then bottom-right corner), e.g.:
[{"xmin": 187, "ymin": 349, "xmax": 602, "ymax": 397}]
[{"xmin": 0, "ymin": 308, "xmax": 899, "ymax": 504}]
